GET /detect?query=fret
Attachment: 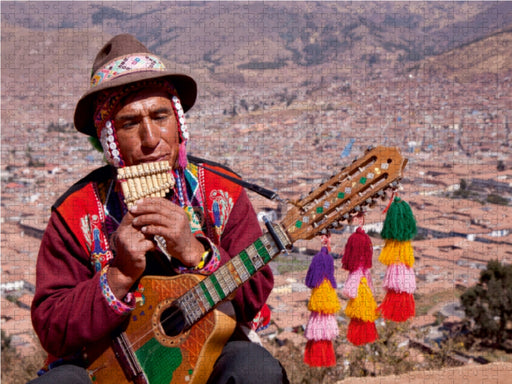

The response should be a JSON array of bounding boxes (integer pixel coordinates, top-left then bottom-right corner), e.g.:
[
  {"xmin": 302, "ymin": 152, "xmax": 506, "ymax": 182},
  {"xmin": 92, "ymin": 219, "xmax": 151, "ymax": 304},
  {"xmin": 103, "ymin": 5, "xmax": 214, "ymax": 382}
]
[
  {"xmin": 194, "ymin": 284, "xmax": 211, "ymax": 312},
  {"xmin": 183, "ymin": 291, "xmax": 203, "ymax": 322},
  {"xmin": 227, "ymin": 261, "xmax": 243, "ymax": 285},
  {"xmin": 246, "ymin": 244, "xmax": 264, "ymax": 270},
  {"xmin": 203, "ymin": 276, "xmax": 221, "ymax": 304},
  {"xmin": 254, "ymin": 237, "xmax": 272, "ymax": 263},
  {"xmin": 239, "ymin": 250, "xmax": 256, "ymax": 275},
  {"xmin": 199, "ymin": 280, "xmax": 215, "ymax": 308},
  {"xmin": 232, "ymin": 257, "xmax": 250, "ymax": 283},
  {"xmin": 209, "ymin": 273, "xmax": 227, "ymax": 301},
  {"xmin": 217, "ymin": 265, "xmax": 238, "ymax": 295},
  {"xmin": 260, "ymin": 233, "xmax": 280, "ymax": 259},
  {"xmin": 177, "ymin": 295, "xmax": 196, "ymax": 326}
]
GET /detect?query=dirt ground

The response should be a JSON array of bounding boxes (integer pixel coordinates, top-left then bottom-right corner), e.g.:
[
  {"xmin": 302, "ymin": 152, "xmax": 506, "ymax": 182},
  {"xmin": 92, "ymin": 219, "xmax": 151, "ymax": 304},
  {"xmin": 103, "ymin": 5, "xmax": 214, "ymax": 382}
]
[{"xmin": 338, "ymin": 362, "xmax": 512, "ymax": 384}]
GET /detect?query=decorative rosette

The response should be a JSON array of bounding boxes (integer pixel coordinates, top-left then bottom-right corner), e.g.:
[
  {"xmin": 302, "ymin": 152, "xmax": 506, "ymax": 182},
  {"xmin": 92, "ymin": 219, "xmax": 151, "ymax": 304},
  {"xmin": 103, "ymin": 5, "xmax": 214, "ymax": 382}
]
[
  {"xmin": 342, "ymin": 226, "xmax": 379, "ymax": 346},
  {"xmin": 377, "ymin": 196, "xmax": 417, "ymax": 322},
  {"xmin": 303, "ymin": 246, "xmax": 340, "ymax": 367}
]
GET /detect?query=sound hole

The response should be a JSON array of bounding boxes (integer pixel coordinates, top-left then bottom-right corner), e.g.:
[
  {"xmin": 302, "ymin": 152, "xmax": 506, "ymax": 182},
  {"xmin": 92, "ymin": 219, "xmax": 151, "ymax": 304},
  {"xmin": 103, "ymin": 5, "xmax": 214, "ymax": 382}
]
[{"xmin": 160, "ymin": 305, "xmax": 186, "ymax": 337}]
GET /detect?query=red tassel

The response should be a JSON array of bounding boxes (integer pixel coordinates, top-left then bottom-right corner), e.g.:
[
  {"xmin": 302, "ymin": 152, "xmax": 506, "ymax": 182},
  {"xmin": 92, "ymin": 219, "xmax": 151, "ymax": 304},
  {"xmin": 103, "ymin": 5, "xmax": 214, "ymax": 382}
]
[
  {"xmin": 304, "ymin": 340, "xmax": 336, "ymax": 367},
  {"xmin": 347, "ymin": 318, "xmax": 379, "ymax": 346},
  {"xmin": 342, "ymin": 227, "xmax": 373, "ymax": 272},
  {"xmin": 378, "ymin": 290, "xmax": 415, "ymax": 322}
]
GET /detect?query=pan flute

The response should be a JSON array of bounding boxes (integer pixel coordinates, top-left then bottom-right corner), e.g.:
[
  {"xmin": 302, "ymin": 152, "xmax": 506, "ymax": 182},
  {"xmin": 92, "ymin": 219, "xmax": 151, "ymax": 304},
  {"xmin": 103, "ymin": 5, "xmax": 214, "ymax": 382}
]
[
  {"xmin": 117, "ymin": 161, "xmax": 175, "ymax": 208},
  {"xmin": 117, "ymin": 161, "xmax": 176, "ymax": 260}
]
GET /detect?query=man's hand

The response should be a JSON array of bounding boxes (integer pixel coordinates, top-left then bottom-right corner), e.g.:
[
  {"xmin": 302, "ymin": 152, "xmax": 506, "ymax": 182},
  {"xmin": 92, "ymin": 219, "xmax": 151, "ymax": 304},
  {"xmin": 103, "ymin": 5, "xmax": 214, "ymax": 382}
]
[
  {"xmin": 108, "ymin": 197, "xmax": 204, "ymax": 300},
  {"xmin": 107, "ymin": 210, "xmax": 155, "ymax": 300},
  {"xmin": 131, "ymin": 198, "xmax": 204, "ymax": 266}
]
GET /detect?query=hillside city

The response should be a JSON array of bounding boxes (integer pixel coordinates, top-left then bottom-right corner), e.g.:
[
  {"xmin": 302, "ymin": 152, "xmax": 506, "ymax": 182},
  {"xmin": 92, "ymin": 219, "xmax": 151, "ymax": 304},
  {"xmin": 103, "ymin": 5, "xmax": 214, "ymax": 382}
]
[{"xmin": 2, "ymin": 2, "xmax": 512, "ymax": 382}]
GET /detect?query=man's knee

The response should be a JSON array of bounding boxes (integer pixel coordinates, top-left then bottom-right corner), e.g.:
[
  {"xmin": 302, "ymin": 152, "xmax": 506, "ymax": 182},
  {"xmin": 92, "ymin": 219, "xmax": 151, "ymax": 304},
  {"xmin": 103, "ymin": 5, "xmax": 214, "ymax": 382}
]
[
  {"xmin": 208, "ymin": 341, "xmax": 288, "ymax": 384},
  {"xmin": 27, "ymin": 365, "xmax": 91, "ymax": 384}
]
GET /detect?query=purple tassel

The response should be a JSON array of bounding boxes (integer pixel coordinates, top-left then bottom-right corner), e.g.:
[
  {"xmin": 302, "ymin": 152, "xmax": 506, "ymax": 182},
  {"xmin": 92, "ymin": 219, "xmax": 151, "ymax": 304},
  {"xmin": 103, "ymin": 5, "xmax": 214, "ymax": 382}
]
[
  {"xmin": 305, "ymin": 247, "xmax": 337, "ymax": 289},
  {"xmin": 178, "ymin": 141, "xmax": 188, "ymax": 169}
]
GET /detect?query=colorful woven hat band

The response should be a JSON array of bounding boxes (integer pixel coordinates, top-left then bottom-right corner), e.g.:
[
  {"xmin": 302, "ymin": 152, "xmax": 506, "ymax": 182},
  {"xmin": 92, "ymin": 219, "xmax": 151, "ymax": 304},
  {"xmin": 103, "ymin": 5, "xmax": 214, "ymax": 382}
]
[
  {"xmin": 90, "ymin": 53, "xmax": 167, "ymax": 88},
  {"xmin": 93, "ymin": 79, "xmax": 189, "ymax": 169}
]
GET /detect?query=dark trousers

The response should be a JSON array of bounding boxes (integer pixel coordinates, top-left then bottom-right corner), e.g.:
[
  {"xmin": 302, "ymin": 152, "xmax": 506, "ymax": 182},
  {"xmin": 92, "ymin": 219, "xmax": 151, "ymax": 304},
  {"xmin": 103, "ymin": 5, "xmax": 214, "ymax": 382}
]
[{"xmin": 28, "ymin": 341, "xmax": 288, "ymax": 384}]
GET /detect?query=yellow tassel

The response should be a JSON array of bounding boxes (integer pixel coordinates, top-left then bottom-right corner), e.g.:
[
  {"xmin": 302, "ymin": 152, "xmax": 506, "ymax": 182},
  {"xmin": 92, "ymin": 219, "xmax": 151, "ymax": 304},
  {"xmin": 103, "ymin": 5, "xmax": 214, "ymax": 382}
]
[
  {"xmin": 345, "ymin": 278, "xmax": 378, "ymax": 322},
  {"xmin": 378, "ymin": 239, "xmax": 414, "ymax": 267},
  {"xmin": 308, "ymin": 279, "xmax": 341, "ymax": 314}
]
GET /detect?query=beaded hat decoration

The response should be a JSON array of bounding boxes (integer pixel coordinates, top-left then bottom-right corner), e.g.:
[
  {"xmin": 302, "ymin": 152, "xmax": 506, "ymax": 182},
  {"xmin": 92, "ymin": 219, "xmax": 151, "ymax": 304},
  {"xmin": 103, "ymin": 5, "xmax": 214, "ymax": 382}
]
[
  {"xmin": 74, "ymin": 34, "xmax": 196, "ymax": 138},
  {"xmin": 93, "ymin": 79, "xmax": 190, "ymax": 169}
]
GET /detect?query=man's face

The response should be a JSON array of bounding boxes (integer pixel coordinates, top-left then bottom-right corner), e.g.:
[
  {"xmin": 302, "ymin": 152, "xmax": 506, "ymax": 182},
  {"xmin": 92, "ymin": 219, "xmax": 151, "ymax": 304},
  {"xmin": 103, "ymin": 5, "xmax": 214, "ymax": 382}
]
[{"xmin": 114, "ymin": 87, "xmax": 180, "ymax": 167}]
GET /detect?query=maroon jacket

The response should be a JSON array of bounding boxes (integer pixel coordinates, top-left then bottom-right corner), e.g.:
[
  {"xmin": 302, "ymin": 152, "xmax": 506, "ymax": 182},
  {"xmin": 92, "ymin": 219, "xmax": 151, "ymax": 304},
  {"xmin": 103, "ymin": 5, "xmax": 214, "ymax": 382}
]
[{"xmin": 31, "ymin": 164, "xmax": 274, "ymax": 361}]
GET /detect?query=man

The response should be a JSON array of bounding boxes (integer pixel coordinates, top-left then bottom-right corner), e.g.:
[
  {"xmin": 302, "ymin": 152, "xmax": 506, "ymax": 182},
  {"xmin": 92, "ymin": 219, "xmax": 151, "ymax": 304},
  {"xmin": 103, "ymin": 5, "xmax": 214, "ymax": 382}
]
[{"xmin": 30, "ymin": 34, "xmax": 287, "ymax": 384}]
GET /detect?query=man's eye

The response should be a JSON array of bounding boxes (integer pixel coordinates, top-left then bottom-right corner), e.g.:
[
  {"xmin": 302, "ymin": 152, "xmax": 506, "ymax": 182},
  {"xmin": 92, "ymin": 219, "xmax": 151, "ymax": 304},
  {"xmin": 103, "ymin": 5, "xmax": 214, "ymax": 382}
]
[{"xmin": 121, "ymin": 121, "xmax": 137, "ymax": 129}]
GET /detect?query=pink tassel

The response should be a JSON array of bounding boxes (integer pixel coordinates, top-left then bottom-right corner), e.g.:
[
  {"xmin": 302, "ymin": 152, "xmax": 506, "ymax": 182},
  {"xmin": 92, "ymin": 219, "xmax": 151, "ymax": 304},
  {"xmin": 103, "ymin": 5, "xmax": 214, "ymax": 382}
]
[
  {"xmin": 178, "ymin": 141, "xmax": 188, "ymax": 169},
  {"xmin": 383, "ymin": 263, "xmax": 416, "ymax": 294},
  {"xmin": 304, "ymin": 312, "xmax": 339, "ymax": 341},
  {"xmin": 342, "ymin": 268, "xmax": 373, "ymax": 299}
]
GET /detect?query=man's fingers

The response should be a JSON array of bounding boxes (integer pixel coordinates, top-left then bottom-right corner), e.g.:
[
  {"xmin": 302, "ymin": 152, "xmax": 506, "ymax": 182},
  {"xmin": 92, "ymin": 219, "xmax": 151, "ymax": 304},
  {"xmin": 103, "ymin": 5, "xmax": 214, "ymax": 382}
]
[
  {"xmin": 132, "ymin": 213, "xmax": 172, "ymax": 228},
  {"xmin": 130, "ymin": 197, "xmax": 176, "ymax": 215}
]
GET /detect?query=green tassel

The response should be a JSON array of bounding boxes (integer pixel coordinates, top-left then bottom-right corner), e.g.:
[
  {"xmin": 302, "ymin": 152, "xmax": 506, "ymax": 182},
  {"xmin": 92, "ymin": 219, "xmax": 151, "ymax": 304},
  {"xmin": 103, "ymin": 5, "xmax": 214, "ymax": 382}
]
[
  {"xmin": 88, "ymin": 137, "xmax": 104, "ymax": 153},
  {"xmin": 381, "ymin": 197, "xmax": 417, "ymax": 241}
]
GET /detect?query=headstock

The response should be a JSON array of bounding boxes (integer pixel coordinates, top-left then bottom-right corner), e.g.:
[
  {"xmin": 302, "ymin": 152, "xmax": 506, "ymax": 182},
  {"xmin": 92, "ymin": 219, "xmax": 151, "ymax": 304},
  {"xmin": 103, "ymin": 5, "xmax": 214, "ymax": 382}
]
[{"xmin": 280, "ymin": 146, "xmax": 407, "ymax": 241}]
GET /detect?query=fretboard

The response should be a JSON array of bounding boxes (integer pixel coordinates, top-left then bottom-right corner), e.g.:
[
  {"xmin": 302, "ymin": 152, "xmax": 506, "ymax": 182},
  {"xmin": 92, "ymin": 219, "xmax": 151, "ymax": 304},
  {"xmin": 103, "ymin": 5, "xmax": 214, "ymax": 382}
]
[{"xmin": 175, "ymin": 223, "xmax": 291, "ymax": 329}]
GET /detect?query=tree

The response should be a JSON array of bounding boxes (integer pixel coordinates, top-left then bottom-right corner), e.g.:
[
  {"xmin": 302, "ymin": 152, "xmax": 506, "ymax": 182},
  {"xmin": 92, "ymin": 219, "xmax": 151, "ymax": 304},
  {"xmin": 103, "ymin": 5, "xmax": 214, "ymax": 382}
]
[{"xmin": 460, "ymin": 260, "xmax": 512, "ymax": 347}]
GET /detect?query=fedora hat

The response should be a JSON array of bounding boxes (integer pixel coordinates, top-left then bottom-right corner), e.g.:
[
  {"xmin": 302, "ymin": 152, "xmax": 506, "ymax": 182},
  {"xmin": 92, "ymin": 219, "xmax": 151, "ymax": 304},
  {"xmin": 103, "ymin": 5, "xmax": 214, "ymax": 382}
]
[{"xmin": 74, "ymin": 34, "xmax": 197, "ymax": 137}]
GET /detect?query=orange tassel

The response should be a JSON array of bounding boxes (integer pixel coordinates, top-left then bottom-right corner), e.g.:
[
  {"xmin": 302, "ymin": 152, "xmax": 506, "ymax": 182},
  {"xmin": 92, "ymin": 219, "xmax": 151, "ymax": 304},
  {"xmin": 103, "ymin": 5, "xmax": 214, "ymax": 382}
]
[
  {"xmin": 344, "ymin": 277, "xmax": 378, "ymax": 322},
  {"xmin": 304, "ymin": 340, "xmax": 336, "ymax": 367},
  {"xmin": 377, "ymin": 290, "xmax": 415, "ymax": 322},
  {"xmin": 308, "ymin": 279, "xmax": 341, "ymax": 314},
  {"xmin": 347, "ymin": 318, "xmax": 379, "ymax": 346}
]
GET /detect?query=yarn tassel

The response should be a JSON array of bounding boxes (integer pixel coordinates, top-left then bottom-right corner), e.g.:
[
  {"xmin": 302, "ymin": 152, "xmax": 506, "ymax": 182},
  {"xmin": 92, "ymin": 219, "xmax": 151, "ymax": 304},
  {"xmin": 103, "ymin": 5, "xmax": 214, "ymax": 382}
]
[
  {"xmin": 381, "ymin": 197, "xmax": 417, "ymax": 241},
  {"xmin": 178, "ymin": 141, "xmax": 188, "ymax": 169},
  {"xmin": 342, "ymin": 268, "xmax": 374, "ymax": 299},
  {"xmin": 378, "ymin": 196, "xmax": 416, "ymax": 322},
  {"xmin": 347, "ymin": 318, "xmax": 379, "ymax": 346},
  {"xmin": 378, "ymin": 239, "xmax": 415, "ymax": 267},
  {"xmin": 304, "ymin": 244, "xmax": 340, "ymax": 367},
  {"xmin": 304, "ymin": 340, "xmax": 336, "ymax": 367},
  {"xmin": 305, "ymin": 247, "xmax": 337, "ymax": 289},
  {"xmin": 305, "ymin": 312, "xmax": 339, "ymax": 341},
  {"xmin": 308, "ymin": 279, "xmax": 341, "ymax": 314},
  {"xmin": 378, "ymin": 290, "xmax": 415, "ymax": 322},
  {"xmin": 383, "ymin": 263, "xmax": 416, "ymax": 293},
  {"xmin": 342, "ymin": 227, "xmax": 373, "ymax": 272},
  {"xmin": 345, "ymin": 277, "xmax": 378, "ymax": 322}
]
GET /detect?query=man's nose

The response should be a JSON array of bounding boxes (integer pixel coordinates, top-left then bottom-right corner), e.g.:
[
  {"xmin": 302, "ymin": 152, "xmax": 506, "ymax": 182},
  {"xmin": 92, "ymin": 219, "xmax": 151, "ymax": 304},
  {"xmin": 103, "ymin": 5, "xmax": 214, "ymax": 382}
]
[{"xmin": 140, "ymin": 118, "xmax": 160, "ymax": 148}]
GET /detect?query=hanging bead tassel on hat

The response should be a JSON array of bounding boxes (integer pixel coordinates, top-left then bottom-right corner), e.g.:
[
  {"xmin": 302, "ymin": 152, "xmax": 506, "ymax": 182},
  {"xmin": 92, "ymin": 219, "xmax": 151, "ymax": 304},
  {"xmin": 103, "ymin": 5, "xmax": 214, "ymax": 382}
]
[
  {"xmin": 303, "ymin": 235, "xmax": 340, "ymax": 368},
  {"xmin": 377, "ymin": 196, "xmax": 417, "ymax": 322},
  {"xmin": 341, "ymin": 219, "xmax": 379, "ymax": 346}
]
